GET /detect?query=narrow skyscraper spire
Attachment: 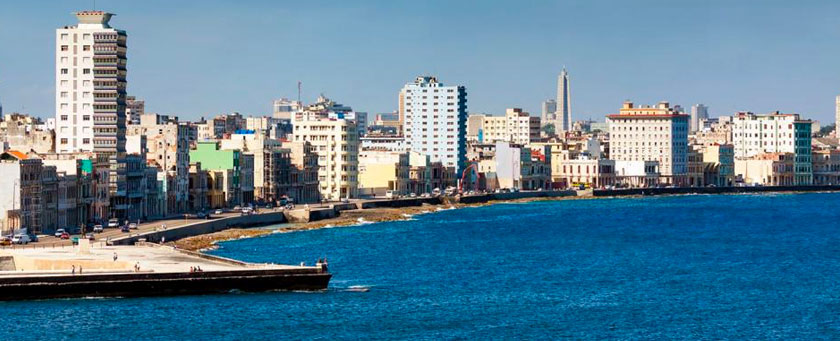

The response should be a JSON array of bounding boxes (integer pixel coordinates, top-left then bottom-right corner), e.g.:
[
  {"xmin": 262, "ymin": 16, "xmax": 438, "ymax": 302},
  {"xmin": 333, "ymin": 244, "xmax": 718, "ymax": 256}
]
[{"xmin": 555, "ymin": 68, "xmax": 572, "ymax": 132}]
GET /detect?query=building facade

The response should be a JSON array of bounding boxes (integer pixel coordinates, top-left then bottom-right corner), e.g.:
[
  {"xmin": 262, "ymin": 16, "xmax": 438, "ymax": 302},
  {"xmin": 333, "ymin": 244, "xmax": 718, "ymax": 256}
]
[
  {"xmin": 467, "ymin": 108, "xmax": 540, "ymax": 145},
  {"xmin": 608, "ymin": 101, "xmax": 689, "ymax": 185},
  {"xmin": 399, "ymin": 76, "xmax": 467, "ymax": 174},
  {"xmin": 730, "ymin": 112, "xmax": 812, "ymax": 185},
  {"xmin": 55, "ymin": 11, "xmax": 127, "ymax": 157}
]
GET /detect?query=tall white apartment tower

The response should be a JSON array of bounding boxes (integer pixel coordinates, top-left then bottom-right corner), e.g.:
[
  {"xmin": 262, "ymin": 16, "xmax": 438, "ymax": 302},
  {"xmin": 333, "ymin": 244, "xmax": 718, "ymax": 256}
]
[
  {"xmin": 555, "ymin": 68, "xmax": 572, "ymax": 132},
  {"xmin": 55, "ymin": 11, "xmax": 127, "ymax": 157},
  {"xmin": 399, "ymin": 76, "xmax": 467, "ymax": 174},
  {"xmin": 690, "ymin": 104, "xmax": 709, "ymax": 133}
]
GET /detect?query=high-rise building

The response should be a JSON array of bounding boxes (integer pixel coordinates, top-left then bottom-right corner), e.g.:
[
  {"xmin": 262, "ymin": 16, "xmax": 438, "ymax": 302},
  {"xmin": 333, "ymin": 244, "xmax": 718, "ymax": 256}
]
[
  {"xmin": 55, "ymin": 11, "xmax": 127, "ymax": 158},
  {"xmin": 398, "ymin": 76, "xmax": 467, "ymax": 174},
  {"xmin": 541, "ymin": 99, "xmax": 556, "ymax": 126},
  {"xmin": 608, "ymin": 101, "xmax": 689, "ymax": 185},
  {"xmin": 835, "ymin": 95, "xmax": 840, "ymax": 135},
  {"xmin": 291, "ymin": 110, "xmax": 359, "ymax": 201},
  {"xmin": 555, "ymin": 68, "xmax": 571, "ymax": 132},
  {"xmin": 690, "ymin": 104, "xmax": 708, "ymax": 133}
]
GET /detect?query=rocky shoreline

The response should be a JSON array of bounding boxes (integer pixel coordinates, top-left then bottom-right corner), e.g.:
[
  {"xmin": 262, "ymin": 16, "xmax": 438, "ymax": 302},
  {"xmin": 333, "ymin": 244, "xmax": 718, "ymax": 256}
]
[{"xmin": 174, "ymin": 195, "xmax": 587, "ymax": 252}]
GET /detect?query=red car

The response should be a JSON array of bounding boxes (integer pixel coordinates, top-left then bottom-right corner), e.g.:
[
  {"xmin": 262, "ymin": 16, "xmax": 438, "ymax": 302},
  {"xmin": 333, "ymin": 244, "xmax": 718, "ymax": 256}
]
[{"xmin": 60, "ymin": 232, "xmax": 70, "ymax": 239}]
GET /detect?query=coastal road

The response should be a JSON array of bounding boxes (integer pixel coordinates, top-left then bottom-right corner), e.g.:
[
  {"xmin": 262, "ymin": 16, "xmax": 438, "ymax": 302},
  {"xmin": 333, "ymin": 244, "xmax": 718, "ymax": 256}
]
[{"xmin": 9, "ymin": 209, "xmax": 285, "ymax": 249}]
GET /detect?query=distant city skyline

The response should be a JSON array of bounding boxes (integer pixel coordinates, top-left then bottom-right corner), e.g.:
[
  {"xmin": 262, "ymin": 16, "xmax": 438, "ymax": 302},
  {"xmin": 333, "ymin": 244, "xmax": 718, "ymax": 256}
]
[{"xmin": 0, "ymin": 0, "xmax": 839, "ymax": 123}]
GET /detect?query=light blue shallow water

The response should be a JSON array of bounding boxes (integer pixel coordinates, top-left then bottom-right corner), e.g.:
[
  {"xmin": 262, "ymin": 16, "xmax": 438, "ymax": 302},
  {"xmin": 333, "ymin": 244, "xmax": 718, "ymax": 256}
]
[{"xmin": 3, "ymin": 193, "xmax": 840, "ymax": 340}]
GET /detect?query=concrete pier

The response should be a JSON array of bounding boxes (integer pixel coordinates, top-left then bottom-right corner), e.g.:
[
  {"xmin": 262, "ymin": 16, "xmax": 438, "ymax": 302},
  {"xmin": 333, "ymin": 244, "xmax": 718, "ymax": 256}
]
[{"xmin": 0, "ymin": 243, "xmax": 330, "ymax": 300}]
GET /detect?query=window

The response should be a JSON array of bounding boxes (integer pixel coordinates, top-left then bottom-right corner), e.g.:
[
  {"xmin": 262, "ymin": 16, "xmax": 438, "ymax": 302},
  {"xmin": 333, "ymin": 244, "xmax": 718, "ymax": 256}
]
[
  {"xmin": 83, "ymin": 69, "xmax": 90, "ymax": 75},
  {"xmin": 60, "ymin": 138, "xmax": 68, "ymax": 144},
  {"xmin": 83, "ymin": 115, "xmax": 90, "ymax": 121},
  {"xmin": 60, "ymin": 68, "xmax": 68, "ymax": 74},
  {"xmin": 83, "ymin": 45, "xmax": 90, "ymax": 51},
  {"xmin": 60, "ymin": 115, "xmax": 68, "ymax": 121},
  {"xmin": 83, "ymin": 34, "xmax": 90, "ymax": 40},
  {"xmin": 60, "ymin": 92, "xmax": 68, "ymax": 98},
  {"xmin": 82, "ymin": 138, "xmax": 90, "ymax": 144},
  {"xmin": 60, "ymin": 45, "xmax": 68, "ymax": 51}
]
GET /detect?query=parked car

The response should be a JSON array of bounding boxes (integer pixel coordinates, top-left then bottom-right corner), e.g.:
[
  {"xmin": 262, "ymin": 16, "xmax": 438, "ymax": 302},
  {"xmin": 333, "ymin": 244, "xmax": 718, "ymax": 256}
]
[
  {"xmin": 129, "ymin": 223, "xmax": 138, "ymax": 230},
  {"xmin": 215, "ymin": 209, "xmax": 223, "ymax": 215},
  {"xmin": 120, "ymin": 225, "xmax": 130, "ymax": 233},
  {"xmin": 60, "ymin": 232, "xmax": 70, "ymax": 239},
  {"xmin": 86, "ymin": 233, "xmax": 96, "ymax": 241},
  {"xmin": 11, "ymin": 234, "xmax": 30, "ymax": 245},
  {"xmin": 93, "ymin": 225, "xmax": 104, "ymax": 233},
  {"xmin": 54, "ymin": 228, "xmax": 66, "ymax": 238},
  {"xmin": 196, "ymin": 211, "xmax": 208, "ymax": 219},
  {"xmin": 71, "ymin": 236, "xmax": 79, "ymax": 245},
  {"xmin": 0, "ymin": 237, "xmax": 11, "ymax": 246},
  {"xmin": 27, "ymin": 234, "xmax": 39, "ymax": 242},
  {"xmin": 107, "ymin": 218, "xmax": 119, "ymax": 228}
]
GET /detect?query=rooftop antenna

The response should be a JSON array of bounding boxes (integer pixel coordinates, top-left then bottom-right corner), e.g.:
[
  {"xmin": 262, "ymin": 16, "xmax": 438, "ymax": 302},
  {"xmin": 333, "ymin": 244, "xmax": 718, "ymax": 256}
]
[{"xmin": 297, "ymin": 81, "xmax": 301, "ymax": 103}]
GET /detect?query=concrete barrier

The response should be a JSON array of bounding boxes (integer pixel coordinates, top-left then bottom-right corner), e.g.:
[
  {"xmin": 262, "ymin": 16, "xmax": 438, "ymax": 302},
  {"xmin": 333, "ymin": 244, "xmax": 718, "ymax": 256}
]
[
  {"xmin": 593, "ymin": 185, "xmax": 840, "ymax": 197},
  {"xmin": 110, "ymin": 211, "xmax": 289, "ymax": 246}
]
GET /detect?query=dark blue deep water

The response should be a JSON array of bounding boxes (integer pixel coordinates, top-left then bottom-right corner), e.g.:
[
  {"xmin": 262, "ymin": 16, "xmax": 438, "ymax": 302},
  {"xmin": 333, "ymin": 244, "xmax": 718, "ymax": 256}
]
[{"xmin": 5, "ymin": 193, "xmax": 840, "ymax": 340}]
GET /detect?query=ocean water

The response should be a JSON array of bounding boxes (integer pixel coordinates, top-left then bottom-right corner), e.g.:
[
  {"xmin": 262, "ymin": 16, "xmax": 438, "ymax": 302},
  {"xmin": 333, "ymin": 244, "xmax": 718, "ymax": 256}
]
[{"xmin": 4, "ymin": 193, "xmax": 840, "ymax": 340}]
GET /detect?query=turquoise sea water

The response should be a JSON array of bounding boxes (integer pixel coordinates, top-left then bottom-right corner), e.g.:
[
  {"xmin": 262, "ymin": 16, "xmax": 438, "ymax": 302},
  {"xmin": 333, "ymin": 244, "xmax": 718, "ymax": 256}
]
[{"xmin": 3, "ymin": 193, "xmax": 840, "ymax": 339}]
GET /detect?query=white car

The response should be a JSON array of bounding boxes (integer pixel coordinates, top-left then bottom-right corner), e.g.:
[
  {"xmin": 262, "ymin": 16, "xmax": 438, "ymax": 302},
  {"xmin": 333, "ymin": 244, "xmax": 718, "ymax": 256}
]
[
  {"xmin": 93, "ymin": 225, "xmax": 104, "ymax": 233},
  {"xmin": 108, "ymin": 218, "xmax": 119, "ymax": 228},
  {"xmin": 54, "ymin": 228, "xmax": 66, "ymax": 238},
  {"xmin": 11, "ymin": 234, "xmax": 30, "ymax": 245},
  {"xmin": 215, "ymin": 209, "xmax": 223, "ymax": 215},
  {"xmin": 129, "ymin": 223, "xmax": 138, "ymax": 230}
]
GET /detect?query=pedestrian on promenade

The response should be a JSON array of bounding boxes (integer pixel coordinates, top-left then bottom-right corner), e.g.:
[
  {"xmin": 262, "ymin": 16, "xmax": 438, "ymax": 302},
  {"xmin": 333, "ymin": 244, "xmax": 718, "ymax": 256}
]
[
  {"xmin": 113, "ymin": 252, "xmax": 118, "ymax": 261},
  {"xmin": 71, "ymin": 265, "xmax": 75, "ymax": 275},
  {"xmin": 134, "ymin": 262, "xmax": 140, "ymax": 272},
  {"xmin": 79, "ymin": 265, "xmax": 82, "ymax": 274}
]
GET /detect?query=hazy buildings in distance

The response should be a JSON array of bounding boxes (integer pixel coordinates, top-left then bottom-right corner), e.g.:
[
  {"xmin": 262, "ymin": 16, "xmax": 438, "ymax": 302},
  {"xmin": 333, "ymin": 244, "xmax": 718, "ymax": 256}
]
[{"xmin": 690, "ymin": 104, "xmax": 708, "ymax": 133}]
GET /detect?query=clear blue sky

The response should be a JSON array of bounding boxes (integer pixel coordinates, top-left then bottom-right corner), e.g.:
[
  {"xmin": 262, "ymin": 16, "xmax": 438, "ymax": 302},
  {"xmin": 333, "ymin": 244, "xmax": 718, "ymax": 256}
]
[{"xmin": 1, "ymin": 0, "xmax": 838, "ymax": 123}]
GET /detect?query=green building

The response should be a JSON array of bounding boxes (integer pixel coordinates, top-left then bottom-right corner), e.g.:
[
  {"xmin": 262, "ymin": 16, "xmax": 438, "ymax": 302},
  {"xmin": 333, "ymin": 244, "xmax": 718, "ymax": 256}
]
[{"xmin": 189, "ymin": 141, "xmax": 242, "ymax": 206}]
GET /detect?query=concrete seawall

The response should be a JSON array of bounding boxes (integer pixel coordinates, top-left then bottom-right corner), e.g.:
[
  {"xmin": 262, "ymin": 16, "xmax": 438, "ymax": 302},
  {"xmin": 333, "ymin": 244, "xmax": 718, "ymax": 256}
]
[
  {"xmin": 111, "ymin": 211, "xmax": 291, "ymax": 245},
  {"xmin": 594, "ymin": 185, "xmax": 840, "ymax": 197}
]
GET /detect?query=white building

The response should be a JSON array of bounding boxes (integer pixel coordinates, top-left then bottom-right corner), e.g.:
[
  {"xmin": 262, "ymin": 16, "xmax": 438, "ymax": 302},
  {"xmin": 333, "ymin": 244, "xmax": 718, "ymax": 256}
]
[
  {"xmin": 608, "ymin": 101, "xmax": 689, "ymax": 185},
  {"xmin": 690, "ymin": 104, "xmax": 708, "ymax": 133},
  {"xmin": 399, "ymin": 76, "xmax": 467, "ymax": 174},
  {"xmin": 360, "ymin": 135, "xmax": 406, "ymax": 152},
  {"xmin": 555, "ymin": 68, "xmax": 572, "ymax": 132},
  {"xmin": 55, "ymin": 11, "xmax": 127, "ymax": 157},
  {"xmin": 467, "ymin": 108, "xmax": 541, "ymax": 145},
  {"xmin": 291, "ymin": 111, "xmax": 359, "ymax": 200},
  {"xmin": 835, "ymin": 95, "xmax": 840, "ymax": 136},
  {"xmin": 272, "ymin": 98, "xmax": 303, "ymax": 120},
  {"xmin": 729, "ymin": 111, "xmax": 812, "ymax": 185},
  {"xmin": 126, "ymin": 96, "xmax": 144, "ymax": 125}
]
